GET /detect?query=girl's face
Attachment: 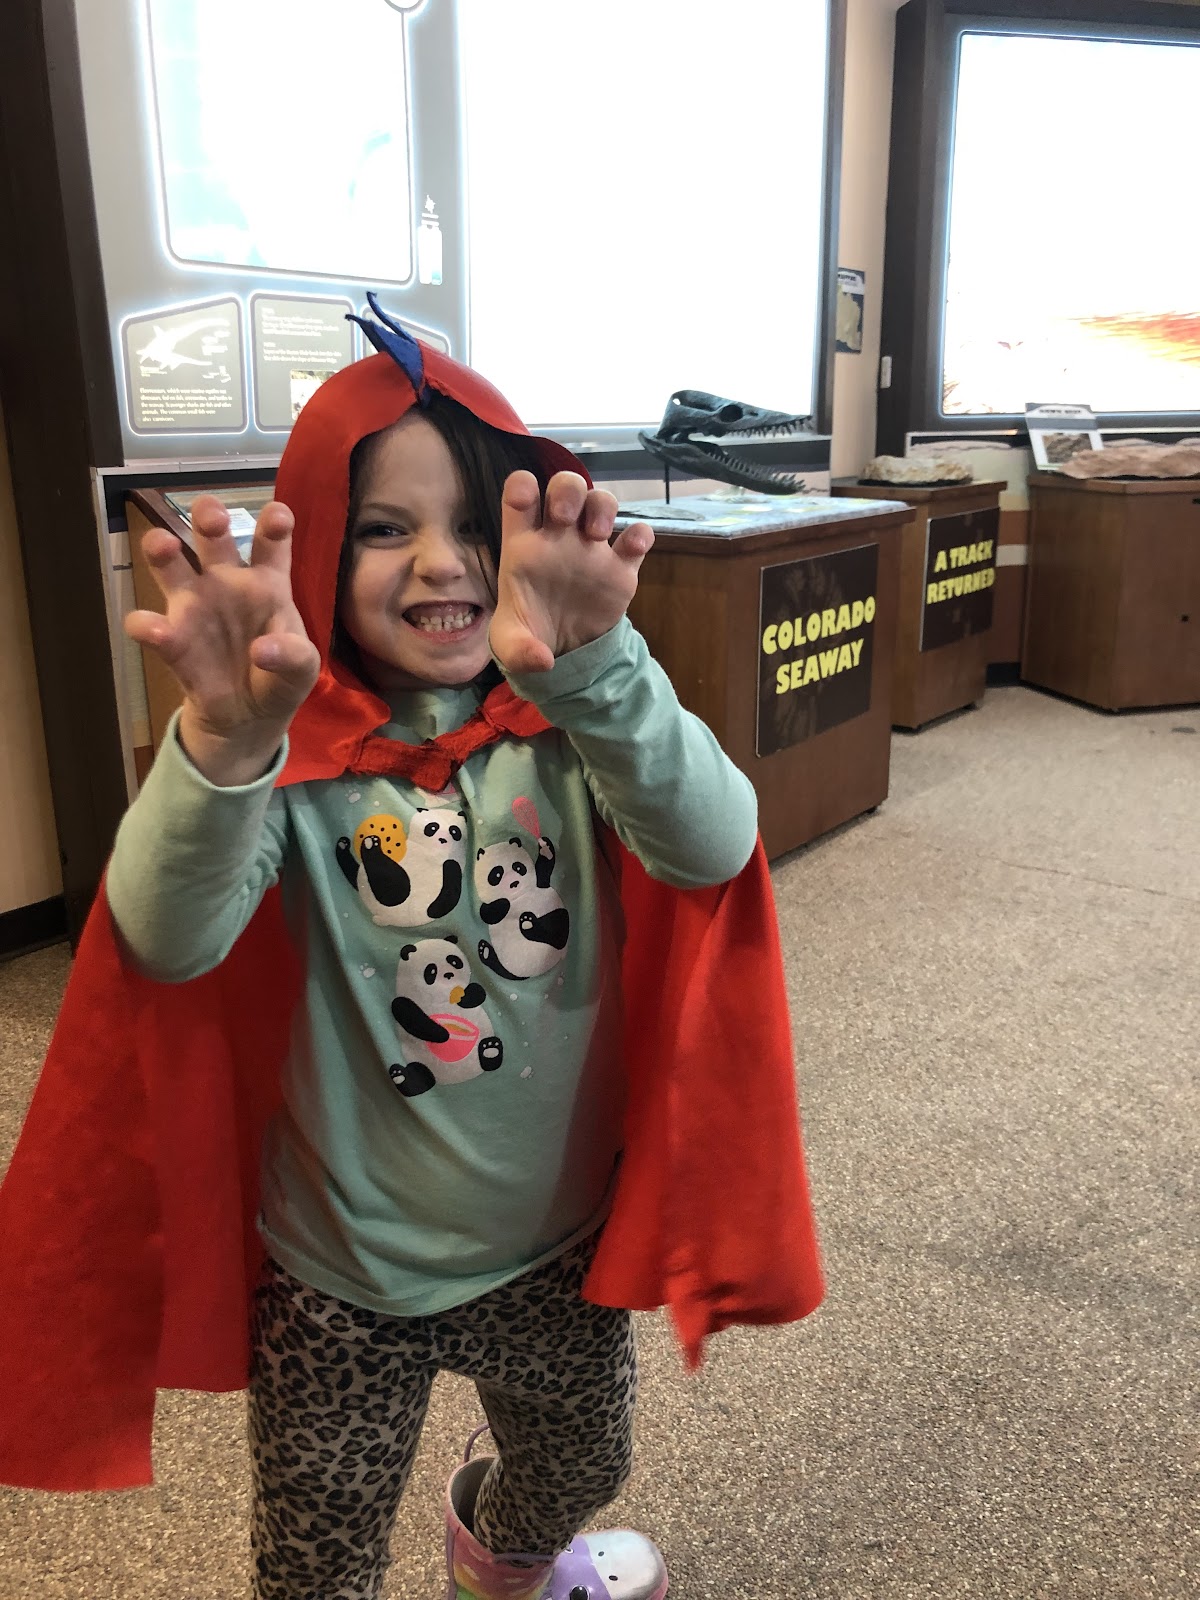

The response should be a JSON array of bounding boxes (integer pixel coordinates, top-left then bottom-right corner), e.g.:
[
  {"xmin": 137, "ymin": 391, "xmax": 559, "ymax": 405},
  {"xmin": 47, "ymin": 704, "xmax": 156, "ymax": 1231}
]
[{"xmin": 341, "ymin": 413, "xmax": 497, "ymax": 691}]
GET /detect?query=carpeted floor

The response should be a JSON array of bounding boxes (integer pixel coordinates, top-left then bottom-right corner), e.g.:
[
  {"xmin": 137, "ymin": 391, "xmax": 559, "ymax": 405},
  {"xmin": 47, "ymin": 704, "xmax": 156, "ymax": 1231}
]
[{"xmin": 1, "ymin": 685, "xmax": 1196, "ymax": 1599}]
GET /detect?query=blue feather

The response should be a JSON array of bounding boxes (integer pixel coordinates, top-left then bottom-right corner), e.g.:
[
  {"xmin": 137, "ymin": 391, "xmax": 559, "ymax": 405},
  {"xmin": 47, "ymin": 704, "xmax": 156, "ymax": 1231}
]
[{"xmin": 345, "ymin": 291, "xmax": 429, "ymax": 402}]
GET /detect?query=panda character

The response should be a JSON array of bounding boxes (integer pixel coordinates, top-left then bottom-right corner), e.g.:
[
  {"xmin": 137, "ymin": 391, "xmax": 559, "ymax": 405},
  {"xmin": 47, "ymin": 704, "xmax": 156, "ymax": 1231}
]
[
  {"xmin": 387, "ymin": 936, "xmax": 504, "ymax": 1097},
  {"xmin": 473, "ymin": 835, "xmax": 569, "ymax": 981},
  {"xmin": 336, "ymin": 807, "xmax": 466, "ymax": 927}
]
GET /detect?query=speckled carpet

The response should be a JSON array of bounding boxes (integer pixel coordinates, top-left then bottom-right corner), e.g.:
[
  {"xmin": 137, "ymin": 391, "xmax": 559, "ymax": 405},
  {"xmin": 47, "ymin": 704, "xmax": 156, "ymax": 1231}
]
[{"xmin": 1, "ymin": 685, "xmax": 1196, "ymax": 1599}]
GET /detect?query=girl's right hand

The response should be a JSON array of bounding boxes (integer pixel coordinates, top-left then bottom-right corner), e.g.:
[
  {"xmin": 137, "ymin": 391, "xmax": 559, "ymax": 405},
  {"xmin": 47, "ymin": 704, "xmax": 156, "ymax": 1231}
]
[{"xmin": 124, "ymin": 495, "xmax": 321, "ymax": 786}]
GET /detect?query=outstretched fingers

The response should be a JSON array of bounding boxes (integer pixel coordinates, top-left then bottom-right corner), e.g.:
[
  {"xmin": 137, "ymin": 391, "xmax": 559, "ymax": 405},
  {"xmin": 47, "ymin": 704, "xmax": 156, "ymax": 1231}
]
[
  {"xmin": 247, "ymin": 500, "xmax": 297, "ymax": 575},
  {"xmin": 541, "ymin": 472, "xmax": 589, "ymax": 536},
  {"xmin": 250, "ymin": 611, "xmax": 320, "ymax": 680},
  {"xmin": 609, "ymin": 519, "xmax": 655, "ymax": 567},
  {"xmin": 123, "ymin": 603, "xmax": 176, "ymax": 655},
  {"xmin": 248, "ymin": 622, "xmax": 321, "ymax": 717},
  {"xmin": 502, "ymin": 472, "xmax": 622, "ymax": 546},
  {"xmin": 189, "ymin": 493, "xmax": 245, "ymax": 569},
  {"xmin": 124, "ymin": 526, "xmax": 199, "ymax": 655},
  {"xmin": 582, "ymin": 488, "xmax": 620, "ymax": 543},
  {"xmin": 139, "ymin": 525, "xmax": 200, "ymax": 599},
  {"xmin": 501, "ymin": 470, "xmax": 544, "ymax": 539}
]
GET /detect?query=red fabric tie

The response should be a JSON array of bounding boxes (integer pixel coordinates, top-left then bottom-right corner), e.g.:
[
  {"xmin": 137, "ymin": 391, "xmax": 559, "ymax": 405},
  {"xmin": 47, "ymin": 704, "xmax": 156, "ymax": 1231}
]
[{"xmin": 351, "ymin": 684, "xmax": 551, "ymax": 789}]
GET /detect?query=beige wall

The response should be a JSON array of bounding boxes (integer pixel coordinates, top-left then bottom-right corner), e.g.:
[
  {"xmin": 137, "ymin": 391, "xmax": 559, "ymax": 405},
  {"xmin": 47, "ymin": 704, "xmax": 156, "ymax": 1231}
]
[
  {"xmin": 0, "ymin": 401, "xmax": 62, "ymax": 913},
  {"xmin": 831, "ymin": 0, "xmax": 901, "ymax": 479}
]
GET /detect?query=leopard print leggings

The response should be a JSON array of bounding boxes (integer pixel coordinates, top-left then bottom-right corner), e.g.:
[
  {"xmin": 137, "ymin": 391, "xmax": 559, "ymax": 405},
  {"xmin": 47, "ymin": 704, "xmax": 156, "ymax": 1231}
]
[{"xmin": 248, "ymin": 1237, "xmax": 637, "ymax": 1600}]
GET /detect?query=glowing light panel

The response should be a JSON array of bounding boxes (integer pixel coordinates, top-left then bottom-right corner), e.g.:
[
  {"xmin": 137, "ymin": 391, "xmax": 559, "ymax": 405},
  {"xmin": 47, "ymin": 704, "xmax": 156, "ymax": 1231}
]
[{"xmin": 943, "ymin": 31, "xmax": 1200, "ymax": 416}]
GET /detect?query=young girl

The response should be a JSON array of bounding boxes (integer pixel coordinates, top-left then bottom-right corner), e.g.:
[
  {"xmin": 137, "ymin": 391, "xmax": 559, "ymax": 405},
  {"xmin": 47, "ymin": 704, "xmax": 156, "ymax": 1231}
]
[{"xmin": 0, "ymin": 312, "xmax": 824, "ymax": 1600}]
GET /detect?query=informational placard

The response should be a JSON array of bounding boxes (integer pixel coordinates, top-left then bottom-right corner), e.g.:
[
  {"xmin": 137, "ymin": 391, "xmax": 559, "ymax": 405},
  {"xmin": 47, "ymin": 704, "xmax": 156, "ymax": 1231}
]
[
  {"xmin": 836, "ymin": 268, "xmax": 865, "ymax": 354},
  {"xmin": 1024, "ymin": 402, "xmax": 1103, "ymax": 470},
  {"xmin": 121, "ymin": 298, "xmax": 245, "ymax": 434},
  {"xmin": 251, "ymin": 295, "xmax": 356, "ymax": 430},
  {"xmin": 921, "ymin": 508, "xmax": 999, "ymax": 652},
  {"xmin": 758, "ymin": 544, "xmax": 879, "ymax": 756}
]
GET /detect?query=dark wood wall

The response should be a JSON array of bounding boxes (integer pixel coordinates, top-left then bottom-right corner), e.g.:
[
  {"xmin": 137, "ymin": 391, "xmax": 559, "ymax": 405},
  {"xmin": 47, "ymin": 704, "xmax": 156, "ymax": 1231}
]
[{"xmin": 0, "ymin": 0, "xmax": 129, "ymax": 941}]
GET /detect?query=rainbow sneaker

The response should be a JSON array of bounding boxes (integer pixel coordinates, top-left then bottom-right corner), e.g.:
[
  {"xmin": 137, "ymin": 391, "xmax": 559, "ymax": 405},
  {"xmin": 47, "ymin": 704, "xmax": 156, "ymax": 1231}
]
[{"xmin": 445, "ymin": 1430, "xmax": 668, "ymax": 1600}]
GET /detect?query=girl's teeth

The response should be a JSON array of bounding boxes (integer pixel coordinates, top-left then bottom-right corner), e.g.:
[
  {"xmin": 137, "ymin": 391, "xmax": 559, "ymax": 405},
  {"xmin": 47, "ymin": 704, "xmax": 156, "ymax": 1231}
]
[{"xmin": 415, "ymin": 610, "xmax": 473, "ymax": 633}]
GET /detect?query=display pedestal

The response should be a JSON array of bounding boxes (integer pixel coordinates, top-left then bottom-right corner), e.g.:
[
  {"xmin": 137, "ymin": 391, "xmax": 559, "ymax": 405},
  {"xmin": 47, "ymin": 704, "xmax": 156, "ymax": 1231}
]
[
  {"xmin": 833, "ymin": 480, "xmax": 1003, "ymax": 730},
  {"xmin": 1022, "ymin": 474, "xmax": 1200, "ymax": 710},
  {"xmin": 625, "ymin": 495, "xmax": 907, "ymax": 860}
]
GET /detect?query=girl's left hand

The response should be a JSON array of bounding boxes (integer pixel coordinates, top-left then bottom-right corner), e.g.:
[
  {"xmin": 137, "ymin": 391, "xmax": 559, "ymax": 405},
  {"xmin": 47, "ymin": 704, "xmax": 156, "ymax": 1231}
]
[{"xmin": 489, "ymin": 471, "xmax": 655, "ymax": 674}]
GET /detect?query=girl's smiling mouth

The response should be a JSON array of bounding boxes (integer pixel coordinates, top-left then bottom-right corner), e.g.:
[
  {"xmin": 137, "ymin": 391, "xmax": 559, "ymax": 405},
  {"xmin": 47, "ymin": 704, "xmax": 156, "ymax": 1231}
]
[{"xmin": 402, "ymin": 601, "xmax": 485, "ymax": 640}]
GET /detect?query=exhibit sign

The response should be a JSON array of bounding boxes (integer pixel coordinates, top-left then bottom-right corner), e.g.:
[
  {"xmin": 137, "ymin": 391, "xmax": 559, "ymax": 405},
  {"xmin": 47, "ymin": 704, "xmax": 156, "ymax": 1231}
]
[
  {"xmin": 921, "ymin": 508, "xmax": 999, "ymax": 652},
  {"xmin": 836, "ymin": 268, "xmax": 865, "ymax": 354},
  {"xmin": 758, "ymin": 545, "xmax": 879, "ymax": 756},
  {"xmin": 250, "ymin": 296, "xmax": 356, "ymax": 432},
  {"xmin": 1024, "ymin": 402, "xmax": 1104, "ymax": 471},
  {"xmin": 122, "ymin": 298, "xmax": 245, "ymax": 433}
]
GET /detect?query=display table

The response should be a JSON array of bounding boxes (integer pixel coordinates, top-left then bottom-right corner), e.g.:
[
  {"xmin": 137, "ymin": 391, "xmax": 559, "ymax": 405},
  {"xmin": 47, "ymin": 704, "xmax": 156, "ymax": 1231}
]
[
  {"xmin": 832, "ymin": 479, "xmax": 1003, "ymax": 729},
  {"xmin": 1022, "ymin": 473, "xmax": 1200, "ymax": 710},
  {"xmin": 620, "ymin": 493, "xmax": 907, "ymax": 860}
]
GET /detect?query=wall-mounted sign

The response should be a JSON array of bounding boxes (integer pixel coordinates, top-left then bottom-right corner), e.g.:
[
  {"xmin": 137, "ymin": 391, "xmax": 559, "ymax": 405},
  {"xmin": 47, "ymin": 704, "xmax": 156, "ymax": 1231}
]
[
  {"xmin": 836, "ymin": 267, "xmax": 865, "ymax": 354},
  {"xmin": 758, "ymin": 544, "xmax": 879, "ymax": 756},
  {"xmin": 921, "ymin": 508, "xmax": 999, "ymax": 652},
  {"xmin": 251, "ymin": 295, "xmax": 356, "ymax": 431},
  {"xmin": 121, "ymin": 297, "xmax": 245, "ymax": 434}
]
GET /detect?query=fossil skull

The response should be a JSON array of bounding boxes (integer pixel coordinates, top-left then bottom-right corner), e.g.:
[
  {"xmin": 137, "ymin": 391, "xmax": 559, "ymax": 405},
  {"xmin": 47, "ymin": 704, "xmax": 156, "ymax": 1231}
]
[{"xmin": 638, "ymin": 389, "xmax": 814, "ymax": 493}]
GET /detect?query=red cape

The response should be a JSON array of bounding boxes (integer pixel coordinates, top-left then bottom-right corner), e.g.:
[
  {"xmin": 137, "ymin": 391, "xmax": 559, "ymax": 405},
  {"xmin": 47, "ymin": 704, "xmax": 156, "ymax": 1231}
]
[{"xmin": 0, "ymin": 339, "xmax": 823, "ymax": 1491}]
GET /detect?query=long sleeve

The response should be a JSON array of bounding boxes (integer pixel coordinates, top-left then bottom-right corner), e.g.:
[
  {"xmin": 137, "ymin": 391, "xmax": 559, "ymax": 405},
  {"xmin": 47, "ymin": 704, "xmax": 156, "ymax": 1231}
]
[
  {"xmin": 105, "ymin": 714, "xmax": 290, "ymax": 982},
  {"xmin": 503, "ymin": 618, "xmax": 758, "ymax": 889}
]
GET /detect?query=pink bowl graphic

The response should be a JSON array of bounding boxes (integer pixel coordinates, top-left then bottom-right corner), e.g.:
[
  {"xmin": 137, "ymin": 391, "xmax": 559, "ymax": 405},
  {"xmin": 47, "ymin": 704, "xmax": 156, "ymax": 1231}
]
[{"xmin": 426, "ymin": 1013, "xmax": 481, "ymax": 1063}]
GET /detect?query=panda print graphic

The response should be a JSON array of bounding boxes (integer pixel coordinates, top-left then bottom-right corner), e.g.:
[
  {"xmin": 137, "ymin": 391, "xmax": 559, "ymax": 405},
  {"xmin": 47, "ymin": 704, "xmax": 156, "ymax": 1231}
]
[
  {"xmin": 336, "ymin": 792, "xmax": 571, "ymax": 1099},
  {"xmin": 388, "ymin": 936, "xmax": 504, "ymax": 1098},
  {"xmin": 474, "ymin": 795, "xmax": 570, "ymax": 980},
  {"xmin": 335, "ymin": 806, "xmax": 466, "ymax": 926}
]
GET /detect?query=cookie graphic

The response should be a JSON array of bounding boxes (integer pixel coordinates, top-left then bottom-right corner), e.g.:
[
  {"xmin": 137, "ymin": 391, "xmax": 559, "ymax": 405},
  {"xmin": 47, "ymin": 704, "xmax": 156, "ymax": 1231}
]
[{"xmin": 353, "ymin": 812, "xmax": 407, "ymax": 865}]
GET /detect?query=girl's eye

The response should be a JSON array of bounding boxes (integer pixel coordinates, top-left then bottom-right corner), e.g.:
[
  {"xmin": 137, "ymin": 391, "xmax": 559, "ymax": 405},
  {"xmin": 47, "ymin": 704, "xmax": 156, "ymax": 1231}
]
[
  {"xmin": 457, "ymin": 519, "xmax": 485, "ymax": 544},
  {"xmin": 357, "ymin": 522, "xmax": 409, "ymax": 543}
]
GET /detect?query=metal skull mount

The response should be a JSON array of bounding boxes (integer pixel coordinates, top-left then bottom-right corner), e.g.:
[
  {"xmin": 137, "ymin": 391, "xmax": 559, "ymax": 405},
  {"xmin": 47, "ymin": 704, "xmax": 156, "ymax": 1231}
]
[{"xmin": 638, "ymin": 389, "xmax": 814, "ymax": 494}]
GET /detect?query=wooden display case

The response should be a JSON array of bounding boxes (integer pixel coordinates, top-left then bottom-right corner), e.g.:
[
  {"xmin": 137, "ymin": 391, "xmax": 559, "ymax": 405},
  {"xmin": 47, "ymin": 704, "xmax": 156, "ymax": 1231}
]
[
  {"xmin": 833, "ymin": 480, "xmax": 1004, "ymax": 729},
  {"xmin": 626, "ymin": 498, "xmax": 907, "ymax": 860},
  {"xmin": 1022, "ymin": 474, "xmax": 1200, "ymax": 710}
]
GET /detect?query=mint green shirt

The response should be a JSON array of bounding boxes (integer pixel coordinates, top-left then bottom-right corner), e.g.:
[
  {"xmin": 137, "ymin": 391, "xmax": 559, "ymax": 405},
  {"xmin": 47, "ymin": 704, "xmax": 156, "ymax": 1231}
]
[{"xmin": 107, "ymin": 620, "xmax": 757, "ymax": 1314}]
